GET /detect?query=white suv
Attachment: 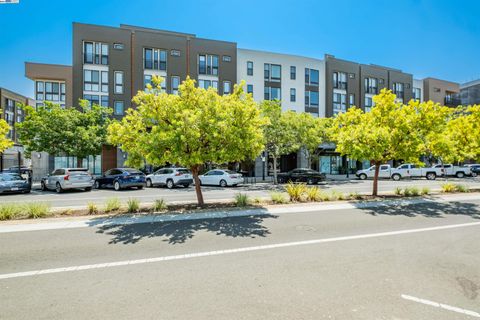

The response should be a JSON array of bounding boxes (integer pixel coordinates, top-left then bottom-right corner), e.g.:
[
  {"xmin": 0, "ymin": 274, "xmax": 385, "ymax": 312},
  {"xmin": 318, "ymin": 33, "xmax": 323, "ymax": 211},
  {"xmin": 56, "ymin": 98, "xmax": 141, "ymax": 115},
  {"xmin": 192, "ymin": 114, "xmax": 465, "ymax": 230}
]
[{"xmin": 146, "ymin": 168, "xmax": 193, "ymax": 189}]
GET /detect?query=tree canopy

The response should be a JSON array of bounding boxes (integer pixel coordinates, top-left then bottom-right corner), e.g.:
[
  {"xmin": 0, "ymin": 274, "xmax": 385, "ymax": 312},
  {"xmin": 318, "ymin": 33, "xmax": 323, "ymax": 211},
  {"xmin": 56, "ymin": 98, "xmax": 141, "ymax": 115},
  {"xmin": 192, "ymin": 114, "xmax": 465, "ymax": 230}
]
[
  {"xmin": 16, "ymin": 101, "xmax": 112, "ymax": 159},
  {"xmin": 0, "ymin": 112, "xmax": 13, "ymax": 153},
  {"xmin": 107, "ymin": 77, "xmax": 265, "ymax": 205}
]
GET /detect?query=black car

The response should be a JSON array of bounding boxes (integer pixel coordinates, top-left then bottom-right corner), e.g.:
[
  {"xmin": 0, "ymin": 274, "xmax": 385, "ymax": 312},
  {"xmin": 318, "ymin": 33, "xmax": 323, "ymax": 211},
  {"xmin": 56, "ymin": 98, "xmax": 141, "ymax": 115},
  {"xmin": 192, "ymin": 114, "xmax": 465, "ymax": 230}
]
[
  {"xmin": 471, "ymin": 165, "xmax": 480, "ymax": 177},
  {"xmin": 94, "ymin": 168, "xmax": 146, "ymax": 191},
  {"xmin": 277, "ymin": 168, "xmax": 326, "ymax": 184},
  {"xmin": 0, "ymin": 173, "xmax": 31, "ymax": 194}
]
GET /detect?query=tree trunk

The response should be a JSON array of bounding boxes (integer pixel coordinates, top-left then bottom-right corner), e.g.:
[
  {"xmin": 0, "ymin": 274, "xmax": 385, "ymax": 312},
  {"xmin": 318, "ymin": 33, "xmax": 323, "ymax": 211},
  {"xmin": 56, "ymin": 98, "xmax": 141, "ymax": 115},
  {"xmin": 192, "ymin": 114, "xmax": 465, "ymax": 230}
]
[
  {"xmin": 273, "ymin": 156, "xmax": 278, "ymax": 185},
  {"xmin": 191, "ymin": 165, "xmax": 204, "ymax": 206},
  {"xmin": 372, "ymin": 161, "xmax": 381, "ymax": 196}
]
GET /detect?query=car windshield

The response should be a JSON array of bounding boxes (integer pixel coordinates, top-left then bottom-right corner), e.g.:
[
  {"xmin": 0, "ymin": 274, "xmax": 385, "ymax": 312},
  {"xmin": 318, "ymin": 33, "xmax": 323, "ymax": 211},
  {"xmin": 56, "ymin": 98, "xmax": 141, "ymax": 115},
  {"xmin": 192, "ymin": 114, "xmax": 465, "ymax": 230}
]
[
  {"xmin": 0, "ymin": 174, "xmax": 24, "ymax": 181},
  {"xmin": 177, "ymin": 169, "xmax": 190, "ymax": 174}
]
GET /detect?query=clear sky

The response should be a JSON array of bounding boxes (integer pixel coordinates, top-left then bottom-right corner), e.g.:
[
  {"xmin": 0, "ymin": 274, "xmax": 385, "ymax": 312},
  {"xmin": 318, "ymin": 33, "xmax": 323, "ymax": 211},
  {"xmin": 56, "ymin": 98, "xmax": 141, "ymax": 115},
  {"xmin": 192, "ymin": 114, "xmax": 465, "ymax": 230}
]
[{"xmin": 1, "ymin": 0, "xmax": 479, "ymax": 98}]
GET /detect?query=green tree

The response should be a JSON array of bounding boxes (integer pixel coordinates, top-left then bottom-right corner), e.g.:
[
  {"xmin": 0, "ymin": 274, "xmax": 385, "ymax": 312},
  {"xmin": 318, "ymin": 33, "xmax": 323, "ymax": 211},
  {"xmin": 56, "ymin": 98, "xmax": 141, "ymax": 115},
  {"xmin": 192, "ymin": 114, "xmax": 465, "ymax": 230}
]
[
  {"xmin": 0, "ymin": 110, "xmax": 13, "ymax": 153},
  {"xmin": 260, "ymin": 100, "xmax": 300, "ymax": 184},
  {"xmin": 107, "ymin": 77, "xmax": 265, "ymax": 206},
  {"xmin": 16, "ymin": 101, "xmax": 111, "ymax": 161},
  {"xmin": 329, "ymin": 89, "xmax": 425, "ymax": 196},
  {"xmin": 295, "ymin": 113, "xmax": 332, "ymax": 168}
]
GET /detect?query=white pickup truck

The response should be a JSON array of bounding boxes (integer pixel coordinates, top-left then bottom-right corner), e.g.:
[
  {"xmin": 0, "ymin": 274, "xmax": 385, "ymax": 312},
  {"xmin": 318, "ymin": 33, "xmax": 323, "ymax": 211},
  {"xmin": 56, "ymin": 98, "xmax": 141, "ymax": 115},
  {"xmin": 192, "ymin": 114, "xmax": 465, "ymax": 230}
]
[
  {"xmin": 356, "ymin": 165, "xmax": 392, "ymax": 180},
  {"xmin": 390, "ymin": 163, "xmax": 471, "ymax": 180}
]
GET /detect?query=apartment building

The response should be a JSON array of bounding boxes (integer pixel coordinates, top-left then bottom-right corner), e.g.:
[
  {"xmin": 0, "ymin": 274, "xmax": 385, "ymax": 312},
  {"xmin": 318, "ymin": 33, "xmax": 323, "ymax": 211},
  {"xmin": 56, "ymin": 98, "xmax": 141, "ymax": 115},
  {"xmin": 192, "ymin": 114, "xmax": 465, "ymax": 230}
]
[
  {"xmin": 0, "ymin": 87, "xmax": 33, "ymax": 171},
  {"xmin": 413, "ymin": 79, "xmax": 424, "ymax": 102},
  {"xmin": 458, "ymin": 79, "xmax": 480, "ymax": 105},
  {"xmin": 423, "ymin": 77, "xmax": 460, "ymax": 106},
  {"xmin": 25, "ymin": 22, "xmax": 237, "ymax": 174}
]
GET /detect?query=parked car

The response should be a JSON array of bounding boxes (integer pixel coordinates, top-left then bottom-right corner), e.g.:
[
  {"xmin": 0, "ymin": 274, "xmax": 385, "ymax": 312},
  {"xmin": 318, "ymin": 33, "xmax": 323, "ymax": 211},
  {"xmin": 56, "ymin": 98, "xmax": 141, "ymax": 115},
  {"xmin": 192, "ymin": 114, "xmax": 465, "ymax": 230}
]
[
  {"xmin": 199, "ymin": 169, "xmax": 243, "ymax": 187},
  {"xmin": 41, "ymin": 168, "xmax": 94, "ymax": 193},
  {"xmin": 390, "ymin": 163, "xmax": 442, "ymax": 181},
  {"xmin": 465, "ymin": 164, "xmax": 480, "ymax": 177},
  {"xmin": 146, "ymin": 167, "xmax": 193, "ymax": 189},
  {"xmin": 356, "ymin": 165, "xmax": 392, "ymax": 180},
  {"xmin": 0, "ymin": 173, "xmax": 31, "ymax": 194},
  {"xmin": 94, "ymin": 168, "xmax": 146, "ymax": 191},
  {"xmin": 431, "ymin": 164, "xmax": 471, "ymax": 178},
  {"xmin": 276, "ymin": 168, "xmax": 326, "ymax": 184}
]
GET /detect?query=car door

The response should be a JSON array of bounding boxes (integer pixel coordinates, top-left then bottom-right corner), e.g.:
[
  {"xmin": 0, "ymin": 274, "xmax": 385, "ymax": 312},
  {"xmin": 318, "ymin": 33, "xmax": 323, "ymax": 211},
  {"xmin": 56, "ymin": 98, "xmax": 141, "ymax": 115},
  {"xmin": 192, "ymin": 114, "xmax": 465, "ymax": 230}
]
[
  {"xmin": 409, "ymin": 164, "xmax": 421, "ymax": 178},
  {"xmin": 290, "ymin": 169, "xmax": 303, "ymax": 182},
  {"xmin": 158, "ymin": 169, "xmax": 171, "ymax": 185},
  {"xmin": 105, "ymin": 169, "xmax": 121, "ymax": 186},
  {"xmin": 152, "ymin": 169, "xmax": 165, "ymax": 185},
  {"xmin": 201, "ymin": 171, "xmax": 213, "ymax": 185},
  {"xmin": 378, "ymin": 165, "xmax": 390, "ymax": 178},
  {"xmin": 48, "ymin": 169, "xmax": 62, "ymax": 188}
]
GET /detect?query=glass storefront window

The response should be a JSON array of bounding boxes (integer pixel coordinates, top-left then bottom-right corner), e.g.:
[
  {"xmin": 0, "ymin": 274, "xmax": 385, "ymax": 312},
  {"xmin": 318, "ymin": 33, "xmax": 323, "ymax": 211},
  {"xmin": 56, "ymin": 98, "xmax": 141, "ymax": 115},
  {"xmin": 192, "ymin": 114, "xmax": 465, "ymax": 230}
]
[
  {"xmin": 54, "ymin": 156, "xmax": 78, "ymax": 169},
  {"xmin": 82, "ymin": 155, "xmax": 102, "ymax": 175}
]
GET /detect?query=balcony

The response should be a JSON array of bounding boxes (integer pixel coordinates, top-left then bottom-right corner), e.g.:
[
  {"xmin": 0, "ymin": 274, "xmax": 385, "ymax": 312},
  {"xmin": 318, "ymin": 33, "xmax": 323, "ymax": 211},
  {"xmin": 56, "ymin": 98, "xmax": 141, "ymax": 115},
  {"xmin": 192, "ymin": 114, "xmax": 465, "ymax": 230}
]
[{"xmin": 444, "ymin": 95, "xmax": 462, "ymax": 107}]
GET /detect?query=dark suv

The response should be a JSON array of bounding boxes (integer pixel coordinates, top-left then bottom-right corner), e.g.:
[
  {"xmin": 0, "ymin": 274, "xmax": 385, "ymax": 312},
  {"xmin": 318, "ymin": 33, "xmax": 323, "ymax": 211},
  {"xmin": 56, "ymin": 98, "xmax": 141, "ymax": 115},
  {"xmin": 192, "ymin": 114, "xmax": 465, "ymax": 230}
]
[
  {"xmin": 94, "ymin": 168, "xmax": 146, "ymax": 191},
  {"xmin": 277, "ymin": 168, "xmax": 326, "ymax": 184}
]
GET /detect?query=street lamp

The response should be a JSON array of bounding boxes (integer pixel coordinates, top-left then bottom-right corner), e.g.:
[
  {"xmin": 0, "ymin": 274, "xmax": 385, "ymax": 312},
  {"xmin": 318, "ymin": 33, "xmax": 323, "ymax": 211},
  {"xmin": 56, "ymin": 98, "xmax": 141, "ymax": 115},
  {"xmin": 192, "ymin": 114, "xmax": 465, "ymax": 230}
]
[{"xmin": 261, "ymin": 151, "xmax": 266, "ymax": 181}]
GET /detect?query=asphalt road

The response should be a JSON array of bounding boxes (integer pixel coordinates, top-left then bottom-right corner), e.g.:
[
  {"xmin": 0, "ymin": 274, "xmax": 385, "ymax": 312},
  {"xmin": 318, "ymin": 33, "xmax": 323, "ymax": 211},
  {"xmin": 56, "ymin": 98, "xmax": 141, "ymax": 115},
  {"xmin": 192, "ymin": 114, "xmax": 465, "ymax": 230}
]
[
  {"xmin": 1, "ymin": 196, "xmax": 479, "ymax": 319},
  {"xmin": 1, "ymin": 177, "xmax": 479, "ymax": 209}
]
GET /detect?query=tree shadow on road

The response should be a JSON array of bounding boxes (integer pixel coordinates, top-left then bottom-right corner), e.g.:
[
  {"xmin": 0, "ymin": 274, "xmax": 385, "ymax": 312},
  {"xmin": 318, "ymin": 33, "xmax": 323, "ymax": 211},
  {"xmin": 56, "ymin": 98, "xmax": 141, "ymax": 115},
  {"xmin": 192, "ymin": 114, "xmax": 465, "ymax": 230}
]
[
  {"xmin": 95, "ymin": 213, "xmax": 277, "ymax": 245},
  {"xmin": 358, "ymin": 200, "xmax": 480, "ymax": 219}
]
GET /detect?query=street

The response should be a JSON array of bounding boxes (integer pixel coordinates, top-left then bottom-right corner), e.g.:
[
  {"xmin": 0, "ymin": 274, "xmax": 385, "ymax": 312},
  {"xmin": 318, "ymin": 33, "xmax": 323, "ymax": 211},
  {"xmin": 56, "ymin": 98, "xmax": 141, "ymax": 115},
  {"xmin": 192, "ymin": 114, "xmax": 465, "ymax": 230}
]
[
  {"xmin": 1, "ymin": 177, "xmax": 479, "ymax": 209},
  {"xmin": 1, "ymin": 195, "xmax": 479, "ymax": 319}
]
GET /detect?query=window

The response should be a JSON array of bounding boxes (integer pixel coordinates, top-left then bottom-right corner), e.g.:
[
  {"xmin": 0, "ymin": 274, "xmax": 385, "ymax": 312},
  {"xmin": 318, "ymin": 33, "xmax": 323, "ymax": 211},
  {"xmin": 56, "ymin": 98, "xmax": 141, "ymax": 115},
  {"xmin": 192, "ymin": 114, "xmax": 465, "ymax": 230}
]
[
  {"xmin": 349, "ymin": 94, "xmax": 355, "ymax": 106},
  {"xmin": 144, "ymin": 48, "xmax": 167, "ymax": 71},
  {"xmin": 264, "ymin": 87, "xmax": 281, "ymax": 101},
  {"xmin": 365, "ymin": 96, "xmax": 373, "ymax": 112},
  {"xmin": 61, "ymin": 83, "xmax": 66, "ymax": 102},
  {"xmin": 223, "ymin": 81, "xmax": 231, "ymax": 95},
  {"xmin": 44, "ymin": 82, "xmax": 60, "ymax": 101},
  {"xmin": 101, "ymin": 71, "xmax": 108, "ymax": 93},
  {"xmin": 83, "ymin": 41, "xmax": 108, "ymax": 65},
  {"xmin": 171, "ymin": 50, "xmax": 181, "ymax": 57},
  {"xmin": 333, "ymin": 72, "xmax": 347, "ymax": 89},
  {"xmin": 305, "ymin": 68, "xmax": 319, "ymax": 85},
  {"xmin": 171, "ymin": 76, "xmax": 180, "ymax": 95},
  {"xmin": 392, "ymin": 82, "xmax": 404, "ymax": 99},
  {"xmin": 333, "ymin": 93, "xmax": 347, "ymax": 115},
  {"xmin": 114, "ymin": 101, "xmax": 124, "ymax": 115},
  {"xmin": 264, "ymin": 64, "xmax": 281, "ymax": 82},
  {"xmin": 36, "ymin": 81, "xmax": 64, "ymax": 102},
  {"xmin": 413, "ymin": 88, "xmax": 421, "ymax": 100},
  {"xmin": 305, "ymin": 91, "xmax": 319, "ymax": 107},
  {"xmin": 113, "ymin": 43, "xmax": 124, "ymax": 50},
  {"xmin": 198, "ymin": 79, "xmax": 218, "ymax": 91},
  {"xmin": 247, "ymin": 61, "xmax": 253, "ymax": 76},
  {"xmin": 223, "ymin": 55, "xmax": 231, "ymax": 62},
  {"xmin": 36, "ymin": 81, "xmax": 44, "ymax": 100},
  {"xmin": 198, "ymin": 54, "xmax": 218, "ymax": 75},
  {"xmin": 247, "ymin": 84, "xmax": 253, "ymax": 94},
  {"xmin": 144, "ymin": 74, "xmax": 166, "ymax": 91},
  {"xmin": 101, "ymin": 95, "xmax": 109, "ymax": 107},
  {"xmin": 84, "ymin": 70, "xmax": 100, "ymax": 92},
  {"xmin": 290, "ymin": 66, "xmax": 296, "ymax": 80},
  {"xmin": 114, "ymin": 71, "xmax": 123, "ymax": 94},
  {"xmin": 290, "ymin": 88, "xmax": 296, "ymax": 102},
  {"xmin": 83, "ymin": 94, "xmax": 99, "ymax": 106},
  {"xmin": 365, "ymin": 77, "xmax": 378, "ymax": 94}
]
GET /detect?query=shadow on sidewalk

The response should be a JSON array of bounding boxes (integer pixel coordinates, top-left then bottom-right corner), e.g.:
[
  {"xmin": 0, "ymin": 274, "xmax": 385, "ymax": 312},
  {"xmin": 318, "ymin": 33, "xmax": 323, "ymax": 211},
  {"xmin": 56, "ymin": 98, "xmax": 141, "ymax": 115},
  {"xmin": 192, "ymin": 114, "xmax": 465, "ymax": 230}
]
[
  {"xmin": 95, "ymin": 213, "xmax": 277, "ymax": 245},
  {"xmin": 358, "ymin": 200, "xmax": 480, "ymax": 219}
]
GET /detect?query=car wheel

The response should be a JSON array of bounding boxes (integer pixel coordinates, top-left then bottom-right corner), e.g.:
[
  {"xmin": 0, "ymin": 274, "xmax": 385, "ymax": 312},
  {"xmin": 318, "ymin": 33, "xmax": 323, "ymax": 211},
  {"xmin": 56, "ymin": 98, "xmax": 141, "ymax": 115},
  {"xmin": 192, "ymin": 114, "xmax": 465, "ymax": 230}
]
[
  {"xmin": 94, "ymin": 181, "xmax": 101, "ymax": 189},
  {"xmin": 472, "ymin": 172, "xmax": 478, "ymax": 177},
  {"xmin": 456, "ymin": 172, "xmax": 465, "ymax": 178},
  {"xmin": 306, "ymin": 178, "xmax": 315, "ymax": 185},
  {"xmin": 85, "ymin": 187, "xmax": 92, "ymax": 192},
  {"xmin": 166, "ymin": 179, "xmax": 174, "ymax": 189},
  {"xmin": 137, "ymin": 185, "xmax": 144, "ymax": 190},
  {"xmin": 277, "ymin": 177, "xmax": 284, "ymax": 184},
  {"xmin": 426, "ymin": 172, "xmax": 436, "ymax": 180},
  {"xmin": 41, "ymin": 181, "xmax": 47, "ymax": 191},
  {"xmin": 219, "ymin": 179, "xmax": 227, "ymax": 187},
  {"xmin": 146, "ymin": 179, "xmax": 153, "ymax": 188},
  {"xmin": 392, "ymin": 174, "xmax": 401, "ymax": 181},
  {"xmin": 114, "ymin": 181, "xmax": 121, "ymax": 191},
  {"xmin": 55, "ymin": 182, "xmax": 63, "ymax": 193},
  {"xmin": 359, "ymin": 173, "xmax": 367, "ymax": 180},
  {"xmin": 23, "ymin": 190, "xmax": 31, "ymax": 194}
]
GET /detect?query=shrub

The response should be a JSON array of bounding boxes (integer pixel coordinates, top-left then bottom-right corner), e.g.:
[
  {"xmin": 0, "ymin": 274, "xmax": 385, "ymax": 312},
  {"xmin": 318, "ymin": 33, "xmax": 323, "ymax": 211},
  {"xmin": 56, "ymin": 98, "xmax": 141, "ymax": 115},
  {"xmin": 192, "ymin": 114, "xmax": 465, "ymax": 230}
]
[
  {"xmin": 152, "ymin": 199, "xmax": 167, "ymax": 212},
  {"xmin": 421, "ymin": 187, "xmax": 430, "ymax": 195},
  {"xmin": 234, "ymin": 193, "xmax": 249, "ymax": 207},
  {"xmin": 403, "ymin": 187, "xmax": 420, "ymax": 197},
  {"xmin": 455, "ymin": 184, "xmax": 469, "ymax": 193},
  {"xmin": 329, "ymin": 190, "xmax": 345, "ymax": 201},
  {"xmin": 127, "ymin": 198, "xmax": 140, "ymax": 213},
  {"xmin": 0, "ymin": 203, "xmax": 22, "ymax": 220},
  {"xmin": 348, "ymin": 192, "xmax": 362, "ymax": 200},
  {"xmin": 441, "ymin": 183, "xmax": 456, "ymax": 193},
  {"xmin": 306, "ymin": 187, "xmax": 322, "ymax": 202},
  {"xmin": 105, "ymin": 197, "xmax": 121, "ymax": 212},
  {"xmin": 270, "ymin": 192, "xmax": 289, "ymax": 204},
  {"xmin": 252, "ymin": 197, "xmax": 263, "ymax": 204},
  {"xmin": 285, "ymin": 183, "xmax": 307, "ymax": 202},
  {"xmin": 23, "ymin": 202, "xmax": 51, "ymax": 219},
  {"xmin": 87, "ymin": 202, "xmax": 98, "ymax": 215},
  {"xmin": 394, "ymin": 187, "xmax": 403, "ymax": 196}
]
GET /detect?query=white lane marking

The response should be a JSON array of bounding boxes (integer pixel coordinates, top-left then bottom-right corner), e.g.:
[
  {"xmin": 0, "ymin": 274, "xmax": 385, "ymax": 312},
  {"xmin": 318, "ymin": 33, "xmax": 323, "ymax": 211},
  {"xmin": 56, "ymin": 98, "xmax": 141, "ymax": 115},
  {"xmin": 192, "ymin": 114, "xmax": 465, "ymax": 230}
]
[
  {"xmin": 401, "ymin": 294, "xmax": 480, "ymax": 318},
  {"xmin": 1, "ymin": 221, "xmax": 480, "ymax": 280}
]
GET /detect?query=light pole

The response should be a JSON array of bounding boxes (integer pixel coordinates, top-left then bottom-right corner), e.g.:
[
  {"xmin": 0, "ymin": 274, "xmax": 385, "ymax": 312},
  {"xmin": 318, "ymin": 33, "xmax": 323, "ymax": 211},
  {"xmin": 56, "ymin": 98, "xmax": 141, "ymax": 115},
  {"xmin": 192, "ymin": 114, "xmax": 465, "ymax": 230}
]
[{"xmin": 261, "ymin": 151, "xmax": 266, "ymax": 181}]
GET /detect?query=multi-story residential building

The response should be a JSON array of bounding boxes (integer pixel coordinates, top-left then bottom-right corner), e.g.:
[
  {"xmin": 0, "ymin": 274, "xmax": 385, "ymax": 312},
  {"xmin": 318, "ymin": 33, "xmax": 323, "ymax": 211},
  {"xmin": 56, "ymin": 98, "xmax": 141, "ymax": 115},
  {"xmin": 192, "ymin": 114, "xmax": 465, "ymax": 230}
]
[
  {"xmin": 458, "ymin": 79, "xmax": 480, "ymax": 105},
  {"xmin": 412, "ymin": 79, "xmax": 424, "ymax": 102},
  {"xmin": 237, "ymin": 48, "xmax": 325, "ymax": 176},
  {"xmin": 25, "ymin": 22, "xmax": 237, "ymax": 175},
  {"xmin": 0, "ymin": 87, "xmax": 33, "ymax": 171},
  {"xmin": 423, "ymin": 77, "xmax": 460, "ymax": 106}
]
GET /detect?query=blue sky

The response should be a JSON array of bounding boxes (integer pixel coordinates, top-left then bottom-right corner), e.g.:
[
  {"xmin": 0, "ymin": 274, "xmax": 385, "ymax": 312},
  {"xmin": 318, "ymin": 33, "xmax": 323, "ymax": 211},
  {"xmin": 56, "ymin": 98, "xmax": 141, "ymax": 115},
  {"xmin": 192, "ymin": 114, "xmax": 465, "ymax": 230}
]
[{"xmin": 1, "ymin": 0, "xmax": 479, "ymax": 98}]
